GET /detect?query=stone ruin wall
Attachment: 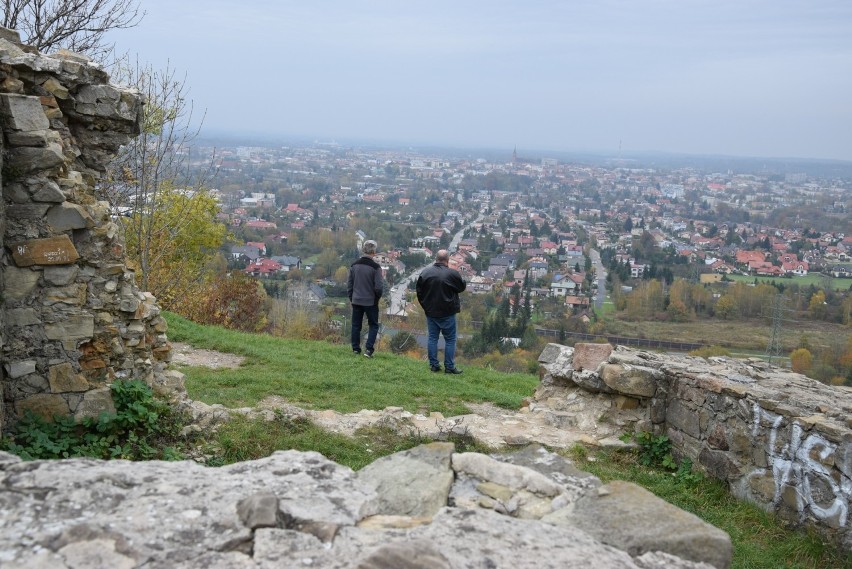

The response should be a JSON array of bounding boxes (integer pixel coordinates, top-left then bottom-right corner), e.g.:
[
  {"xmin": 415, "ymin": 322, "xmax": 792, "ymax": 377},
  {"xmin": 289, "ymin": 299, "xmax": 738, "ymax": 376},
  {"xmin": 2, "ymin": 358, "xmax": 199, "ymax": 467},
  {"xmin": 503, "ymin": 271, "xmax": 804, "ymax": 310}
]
[
  {"xmin": 538, "ymin": 342, "xmax": 852, "ymax": 553},
  {"xmin": 0, "ymin": 28, "xmax": 178, "ymax": 433}
]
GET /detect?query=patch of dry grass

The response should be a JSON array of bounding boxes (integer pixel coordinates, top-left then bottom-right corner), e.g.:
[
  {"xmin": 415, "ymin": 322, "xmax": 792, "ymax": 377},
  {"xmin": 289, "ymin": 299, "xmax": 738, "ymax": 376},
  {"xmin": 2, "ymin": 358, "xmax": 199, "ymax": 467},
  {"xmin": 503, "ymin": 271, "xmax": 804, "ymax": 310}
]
[{"xmin": 603, "ymin": 317, "xmax": 847, "ymax": 352}]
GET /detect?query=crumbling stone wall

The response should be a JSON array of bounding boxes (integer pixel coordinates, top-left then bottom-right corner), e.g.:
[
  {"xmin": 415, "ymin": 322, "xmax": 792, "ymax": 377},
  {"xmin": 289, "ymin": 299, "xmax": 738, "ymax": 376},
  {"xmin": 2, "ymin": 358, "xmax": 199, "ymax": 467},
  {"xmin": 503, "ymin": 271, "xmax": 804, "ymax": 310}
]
[
  {"xmin": 538, "ymin": 342, "xmax": 852, "ymax": 553},
  {"xmin": 0, "ymin": 28, "xmax": 178, "ymax": 431}
]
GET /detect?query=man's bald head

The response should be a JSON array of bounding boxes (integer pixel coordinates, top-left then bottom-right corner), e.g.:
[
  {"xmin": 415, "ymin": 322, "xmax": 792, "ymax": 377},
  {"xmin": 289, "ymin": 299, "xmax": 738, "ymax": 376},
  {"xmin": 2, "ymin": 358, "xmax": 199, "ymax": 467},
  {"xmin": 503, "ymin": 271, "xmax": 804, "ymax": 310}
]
[{"xmin": 436, "ymin": 249, "xmax": 449, "ymax": 264}]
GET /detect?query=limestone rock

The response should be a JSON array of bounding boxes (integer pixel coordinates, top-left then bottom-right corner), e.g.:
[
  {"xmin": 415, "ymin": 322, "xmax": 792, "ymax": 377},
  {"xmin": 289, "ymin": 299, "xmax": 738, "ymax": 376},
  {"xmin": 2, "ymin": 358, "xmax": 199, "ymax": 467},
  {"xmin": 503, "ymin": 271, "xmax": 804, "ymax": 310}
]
[
  {"xmin": 2, "ymin": 266, "xmax": 41, "ymax": 300},
  {"xmin": 73, "ymin": 387, "xmax": 116, "ymax": 420},
  {"xmin": 48, "ymin": 363, "xmax": 88, "ymax": 392},
  {"xmin": 538, "ymin": 342, "xmax": 567, "ymax": 364},
  {"xmin": 4, "ymin": 359, "xmax": 36, "ymax": 378},
  {"xmin": 0, "ymin": 93, "xmax": 50, "ymax": 131},
  {"xmin": 452, "ymin": 451, "xmax": 565, "ymax": 497},
  {"xmin": 6, "ymin": 141, "xmax": 64, "ymax": 175},
  {"xmin": 600, "ymin": 363, "xmax": 661, "ymax": 398},
  {"xmin": 494, "ymin": 444, "xmax": 602, "ymax": 503},
  {"xmin": 46, "ymin": 202, "xmax": 94, "ymax": 231},
  {"xmin": 547, "ymin": 480, "xmax": 732, "ymax": 569},
  {"xmin": 572, "ymin": 342, "xmax": 613, "ymax": 372},
  {"xmin": 357, "ymin": 442, "xmax": 454, "ymax": 517},
  {"xmin": 14, "ymin": 392, "xmax": 70, "ymax": 419}
]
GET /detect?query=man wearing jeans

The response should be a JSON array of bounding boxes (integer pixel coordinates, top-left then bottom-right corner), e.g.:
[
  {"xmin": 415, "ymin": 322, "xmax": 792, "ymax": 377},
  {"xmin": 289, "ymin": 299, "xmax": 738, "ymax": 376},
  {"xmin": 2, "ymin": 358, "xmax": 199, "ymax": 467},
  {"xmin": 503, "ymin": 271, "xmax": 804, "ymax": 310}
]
[
  {"xmin": 416, "ymin": 249, "xmax": 467, "ymax": 374},
  {"xmin": 348, "ymin": 240, "xmax": 383, "ymax": 357}
]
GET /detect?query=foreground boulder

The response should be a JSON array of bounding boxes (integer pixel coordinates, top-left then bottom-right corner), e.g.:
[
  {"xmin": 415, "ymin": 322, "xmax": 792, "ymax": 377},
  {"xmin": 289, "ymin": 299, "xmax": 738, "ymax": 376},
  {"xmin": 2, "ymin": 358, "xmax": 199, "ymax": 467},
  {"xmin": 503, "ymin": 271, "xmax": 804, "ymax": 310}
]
[{"xmin": 0, "ymin": 444, "xmax": 727, "ymax": 568}]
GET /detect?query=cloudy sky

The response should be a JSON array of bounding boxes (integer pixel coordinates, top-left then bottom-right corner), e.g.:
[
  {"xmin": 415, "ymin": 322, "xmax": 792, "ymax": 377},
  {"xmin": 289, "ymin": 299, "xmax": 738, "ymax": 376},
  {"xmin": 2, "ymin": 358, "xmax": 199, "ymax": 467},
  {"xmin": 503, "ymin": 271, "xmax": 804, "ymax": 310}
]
[{"xmin": 108, "ymin": 1, "xmax": 852, "ymax": 160}]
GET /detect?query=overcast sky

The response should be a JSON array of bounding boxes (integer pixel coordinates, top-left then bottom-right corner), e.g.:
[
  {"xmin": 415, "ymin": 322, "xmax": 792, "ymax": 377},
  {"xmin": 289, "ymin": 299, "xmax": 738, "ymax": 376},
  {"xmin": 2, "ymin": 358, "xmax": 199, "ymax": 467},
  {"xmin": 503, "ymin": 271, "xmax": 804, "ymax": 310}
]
[{"xmin": 108, "ymin": 1, "xmax": 852, "ymax": 161}]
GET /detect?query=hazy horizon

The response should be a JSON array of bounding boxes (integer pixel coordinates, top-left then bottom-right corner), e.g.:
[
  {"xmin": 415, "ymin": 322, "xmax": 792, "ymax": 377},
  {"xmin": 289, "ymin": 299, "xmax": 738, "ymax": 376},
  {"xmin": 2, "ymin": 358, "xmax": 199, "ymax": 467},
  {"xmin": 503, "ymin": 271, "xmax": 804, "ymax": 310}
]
[{"xmin": 107, "ymin": 1, "xmax": 852, "ymax": 162}]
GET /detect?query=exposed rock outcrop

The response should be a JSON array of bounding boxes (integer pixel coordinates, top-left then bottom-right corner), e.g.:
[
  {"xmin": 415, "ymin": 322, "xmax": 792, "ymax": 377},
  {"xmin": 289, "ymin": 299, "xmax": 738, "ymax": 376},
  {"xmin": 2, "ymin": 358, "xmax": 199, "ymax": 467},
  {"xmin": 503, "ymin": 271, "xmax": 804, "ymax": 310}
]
[{"xmin": 0, "ymin": 443, "xmax": 726, "ymax": 568}]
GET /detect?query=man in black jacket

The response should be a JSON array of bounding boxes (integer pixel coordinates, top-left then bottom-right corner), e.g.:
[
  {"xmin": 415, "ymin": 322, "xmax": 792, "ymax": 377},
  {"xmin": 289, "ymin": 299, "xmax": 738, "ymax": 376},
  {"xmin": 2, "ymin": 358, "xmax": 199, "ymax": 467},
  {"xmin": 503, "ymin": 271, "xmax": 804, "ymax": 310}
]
[
  {"xmin": 348, "ymin": 240, "xmax": 383, "ymax": 357},
  {"xmin": 416, "ymin": 249, "xmax": 467, "ymax": 374}
]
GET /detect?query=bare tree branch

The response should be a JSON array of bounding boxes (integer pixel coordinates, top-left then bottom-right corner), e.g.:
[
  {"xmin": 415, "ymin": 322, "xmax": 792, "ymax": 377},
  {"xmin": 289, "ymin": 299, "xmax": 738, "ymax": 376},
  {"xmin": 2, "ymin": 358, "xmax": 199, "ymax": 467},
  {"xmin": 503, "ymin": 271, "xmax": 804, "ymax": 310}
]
[{"xmin": 2, "ymin": 0, "xmax": 143, "ymax": 62}]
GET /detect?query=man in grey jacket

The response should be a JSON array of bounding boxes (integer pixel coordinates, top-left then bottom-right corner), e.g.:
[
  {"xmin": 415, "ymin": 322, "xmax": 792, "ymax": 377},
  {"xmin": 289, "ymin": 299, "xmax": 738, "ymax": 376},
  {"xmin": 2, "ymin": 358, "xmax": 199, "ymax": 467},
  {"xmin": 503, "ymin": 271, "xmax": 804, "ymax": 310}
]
[{"xmin": 347, "ymin": 240, "xmax": 383, "ymax": 357}]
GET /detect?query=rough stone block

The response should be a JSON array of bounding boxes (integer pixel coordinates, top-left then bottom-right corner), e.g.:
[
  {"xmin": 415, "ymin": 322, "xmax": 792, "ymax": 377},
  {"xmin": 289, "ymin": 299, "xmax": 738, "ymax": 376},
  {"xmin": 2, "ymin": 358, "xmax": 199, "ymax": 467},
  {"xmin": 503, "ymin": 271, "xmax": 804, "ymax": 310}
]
[
  {"xmin": 538, "ymin": 343, "xmax": 568, "ymax": 364},
  {"xmin": 707, "ymin": 424, "xmax": 729, "ymax": 450},
  {"xmin": 6, "ymin": 142, "xmax": 64, "ymax": 175},
  {"xmin": 698, "ymin": 448, "xmax": 743, "ymax": 480},
  {"xmin": 49, "ymin": 363, "xmax": 88, "ymax": 392},
  {"xmin": 358, "ymin": 442, "xmax": 455, "ymax": 517},
  {"xmin": 6, "ymin": 203, "xmax": 50, "ymax": 220},
  {"xmin": 43, "ymin": 264, "xmax": 79, "ymax": 286},
  {"xmin": 73, "ymin": 387, "xmax": 116, "ymax": 421},
  {"xmin": 44, "ymin": 284, "xmax": 86, "ymax": 306},
  {"xmin": 6, "ymin": 307, "xmax": 40, "ymax": 327},
  {"xmin": 31, "ymin": 178, "xmax": 66, "ymax": 202},
  {"xmin": 9, "ymin": 235, "xmax": 80, "ymax": 267},
  {"xmin": 237, "ymin": 493, "xmax": 281, "ymax": 529},
  {"xmin": 46, "ymin": 202, "xmax": 94, "ymax": 231},
  {"xmin": 45, "ymin": 314, "xmax": 95, "ymax": 349},
  {"xmin": 667, "ymin": 399, "xmax": 700, "ymax": 439},
  {"xmin": 16, "ymin": 393, "xmax": 70, "ymax": 420},
  {"xmin": 548, "ymin": 480, "xmax": 732, "ymax": 569},
  {"xmin": 0, "ymin": 93, "xmax": 50, "ymax": 131},
  {"xmin": 572, "ymin": 343, "xmax": 612, "ymax": 372},
  {"xmin": 600, "ymin": 363, "xmax": 659, "ymax": 398},
  {"xmin": 6, "ymin": 129, "xmax": 49, "ymax": 146},
  {"xmin": 5, "ymin": 360, "xmax": 36, "ymax": 378}
]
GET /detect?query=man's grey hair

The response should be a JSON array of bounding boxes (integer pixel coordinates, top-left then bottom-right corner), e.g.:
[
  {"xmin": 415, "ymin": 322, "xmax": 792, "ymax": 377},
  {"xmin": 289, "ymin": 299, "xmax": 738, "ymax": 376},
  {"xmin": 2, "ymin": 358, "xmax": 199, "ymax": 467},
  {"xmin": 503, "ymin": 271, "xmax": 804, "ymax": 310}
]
[{"xmin": 363, "ymin": 240, "xmax": 378, "ymax": 255}]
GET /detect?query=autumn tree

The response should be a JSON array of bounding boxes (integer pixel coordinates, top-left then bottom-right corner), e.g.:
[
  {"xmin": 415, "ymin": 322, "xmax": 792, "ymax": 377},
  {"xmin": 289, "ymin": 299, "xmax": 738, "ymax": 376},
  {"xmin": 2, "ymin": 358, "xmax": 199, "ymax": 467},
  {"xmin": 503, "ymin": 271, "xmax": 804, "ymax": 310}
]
[
  {"xmin": 104, "ymin": 60, "xmax": 225, "ymax": 309},
  {"xmin": 715, "ymin": 295, "xmax": 737, "ymax": 320},
  {"xmin": 807, "ymin": 290, "xmax": 827, "ymax": 320},
  {"xmin": 790, "ymin": 348, "xmax": 813, "ymax": 375},
  {"xmin": 180, "ymin": 273, "xmax": 268, "ymax": 332},
  {"xmin": 2, "ymin": 0, "xmax": 143, "ymax": 62},
  {"xmin": 667, "ymin": 279, "xmax": 694, "ymax": 321},
  {"xmin": 625, "ymin": 279, "xmax": 664, "ymax": 320},
  {"xmin": 120, "ymin": 185, "xmax": 228, "ymax": 308}
]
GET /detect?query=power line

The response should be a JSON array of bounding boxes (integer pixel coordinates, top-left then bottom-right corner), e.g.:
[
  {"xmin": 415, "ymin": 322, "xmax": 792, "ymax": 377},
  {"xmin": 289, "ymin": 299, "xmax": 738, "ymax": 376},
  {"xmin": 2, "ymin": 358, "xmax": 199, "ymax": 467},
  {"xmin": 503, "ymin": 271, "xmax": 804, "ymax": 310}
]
[{"xmin": 765, "ymin": 293, "xmax": 796, "ymax": 365}]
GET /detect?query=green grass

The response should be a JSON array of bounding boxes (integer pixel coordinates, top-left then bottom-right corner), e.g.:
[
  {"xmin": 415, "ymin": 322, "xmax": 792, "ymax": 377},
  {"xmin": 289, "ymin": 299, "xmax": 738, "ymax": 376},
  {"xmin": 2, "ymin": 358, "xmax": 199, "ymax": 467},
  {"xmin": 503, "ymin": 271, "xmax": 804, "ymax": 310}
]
[
  {"xmin": 568, "ymin": 447, "xmax": 852, "ymax": 569},
  {"xmin": 209, "ymin": 413, "xmax": 495, "ymax": 471},
  {"xmin": 164, "ymin": 312, "xmax": 538, "ymax": 417},
  {"xmin": 723, "ymin": 273, "xmax": 850, "ymax": 291}
]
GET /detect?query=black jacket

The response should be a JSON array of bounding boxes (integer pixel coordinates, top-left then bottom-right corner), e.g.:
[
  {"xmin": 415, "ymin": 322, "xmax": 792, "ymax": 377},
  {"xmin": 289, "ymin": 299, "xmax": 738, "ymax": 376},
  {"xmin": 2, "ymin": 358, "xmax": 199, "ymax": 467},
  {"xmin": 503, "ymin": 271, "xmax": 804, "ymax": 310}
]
[
  {"xmin": 416, "ymin": 263, "xmax": 466, "ymax": 318},
  {"xmin": 348, "ymin": 256, "xmax": 383, "ymax": 306}
]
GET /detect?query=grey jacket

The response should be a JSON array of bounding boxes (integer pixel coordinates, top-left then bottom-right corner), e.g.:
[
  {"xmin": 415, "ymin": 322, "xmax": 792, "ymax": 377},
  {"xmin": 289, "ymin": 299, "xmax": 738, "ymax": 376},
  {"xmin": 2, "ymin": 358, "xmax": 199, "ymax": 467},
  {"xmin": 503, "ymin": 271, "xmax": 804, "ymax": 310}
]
[{"xmin": 347, "ymin": 256, "xmax": 383, "ymax": 306}]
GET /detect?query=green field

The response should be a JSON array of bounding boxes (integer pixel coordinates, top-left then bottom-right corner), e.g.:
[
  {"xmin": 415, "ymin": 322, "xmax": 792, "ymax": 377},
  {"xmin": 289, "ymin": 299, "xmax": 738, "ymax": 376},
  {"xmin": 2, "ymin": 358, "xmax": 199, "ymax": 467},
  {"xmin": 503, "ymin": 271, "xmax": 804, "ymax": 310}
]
[{"xmin": 723, "ymin": 272, "xmax": 850, "ymax": 291}]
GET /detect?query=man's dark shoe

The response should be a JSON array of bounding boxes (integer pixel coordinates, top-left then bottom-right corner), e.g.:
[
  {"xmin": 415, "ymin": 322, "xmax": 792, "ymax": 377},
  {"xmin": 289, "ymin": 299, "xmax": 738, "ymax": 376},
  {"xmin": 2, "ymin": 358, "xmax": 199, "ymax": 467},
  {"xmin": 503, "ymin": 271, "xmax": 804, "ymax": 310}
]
[
  {"xmin": 444, "ymin": 368, "xmax": 463, "ymax": 375},
  {"xmin": 352, "ymin": 349, "xmax": 361, "ymax": 355},
  {"xmin": 430, "ymin": 365, "xmax": 442, "ymax": 372},
  {"xmin": 364, "ymin": 349, "xmax": 374, "ymax": 358}
]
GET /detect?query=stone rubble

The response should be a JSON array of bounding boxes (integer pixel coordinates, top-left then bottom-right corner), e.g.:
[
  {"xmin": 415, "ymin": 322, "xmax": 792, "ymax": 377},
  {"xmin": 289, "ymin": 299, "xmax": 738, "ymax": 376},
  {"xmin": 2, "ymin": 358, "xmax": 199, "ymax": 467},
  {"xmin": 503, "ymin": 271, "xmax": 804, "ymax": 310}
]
[{"xmin": 0, "ymin": 442, "xmax": 724, "ymax": 569}]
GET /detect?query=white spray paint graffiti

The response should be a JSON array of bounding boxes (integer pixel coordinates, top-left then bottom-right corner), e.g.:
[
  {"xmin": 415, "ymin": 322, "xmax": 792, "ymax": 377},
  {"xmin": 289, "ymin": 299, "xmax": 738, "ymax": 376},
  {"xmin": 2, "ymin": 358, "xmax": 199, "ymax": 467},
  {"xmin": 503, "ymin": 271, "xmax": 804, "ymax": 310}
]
[{"xmin": 748, "ymin": 403, "xmax": 852, "ymax": 527}]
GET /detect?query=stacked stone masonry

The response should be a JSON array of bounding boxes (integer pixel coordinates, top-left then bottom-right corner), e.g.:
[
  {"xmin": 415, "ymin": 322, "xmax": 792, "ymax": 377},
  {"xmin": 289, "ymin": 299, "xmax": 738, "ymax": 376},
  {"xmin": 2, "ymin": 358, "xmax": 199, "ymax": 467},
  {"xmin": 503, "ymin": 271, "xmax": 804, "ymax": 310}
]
[
  {"xmin": 538, "ymin": 342, "xmax": 852, "ymax": 553},
  {"xmin": 0, "ymin": 28, "xmax": 178, "ymax": 433}
]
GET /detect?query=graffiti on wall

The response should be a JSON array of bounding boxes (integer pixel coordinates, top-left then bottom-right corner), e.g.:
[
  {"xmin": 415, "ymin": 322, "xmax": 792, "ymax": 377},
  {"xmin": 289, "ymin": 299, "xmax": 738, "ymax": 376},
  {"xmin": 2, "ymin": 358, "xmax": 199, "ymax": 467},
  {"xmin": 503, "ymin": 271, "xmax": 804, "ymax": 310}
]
[{"xmin": 749, "ymin": 403, "xmax": 851, "ymax": 527}]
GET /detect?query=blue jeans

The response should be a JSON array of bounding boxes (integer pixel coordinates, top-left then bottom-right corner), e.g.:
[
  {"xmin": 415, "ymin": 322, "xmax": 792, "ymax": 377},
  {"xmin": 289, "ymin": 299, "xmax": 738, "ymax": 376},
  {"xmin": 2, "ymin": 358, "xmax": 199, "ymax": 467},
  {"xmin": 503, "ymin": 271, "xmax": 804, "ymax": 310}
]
[
  {"xmin": 427, "ymin": 315, "xmax": 457, "ymax": 370},
  {"xmin": 351, "ymin": 304, "xmax": 379, "ymax": 352}
]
